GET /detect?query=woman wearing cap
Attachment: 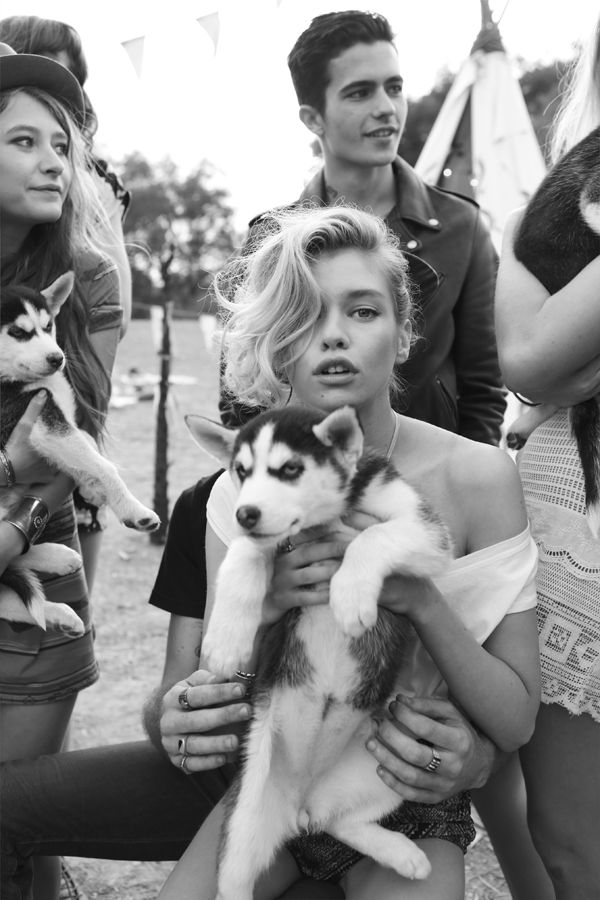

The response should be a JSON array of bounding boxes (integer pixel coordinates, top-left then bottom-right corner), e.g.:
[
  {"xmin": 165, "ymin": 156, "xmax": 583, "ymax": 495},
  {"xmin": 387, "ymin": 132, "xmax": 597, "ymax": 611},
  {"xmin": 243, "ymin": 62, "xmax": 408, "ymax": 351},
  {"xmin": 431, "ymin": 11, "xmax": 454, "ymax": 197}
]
[
  {"xmin": 0, "ymin": 15, "xmax": 134, "ymax": 598},
  {"xmin": 0, "ymin": 15, "xmax": 132, "ymax": 337},
  {"xmin": 0, "ymin": 43, "xmax": 122, "ymax": 899}
]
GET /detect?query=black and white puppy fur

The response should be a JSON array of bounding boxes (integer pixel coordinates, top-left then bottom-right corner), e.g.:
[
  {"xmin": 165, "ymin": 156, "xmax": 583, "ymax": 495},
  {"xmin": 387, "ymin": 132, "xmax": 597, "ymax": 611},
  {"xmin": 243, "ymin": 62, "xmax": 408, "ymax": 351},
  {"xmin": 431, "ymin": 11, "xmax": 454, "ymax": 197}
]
[
  {"xmin": 0, "ymin": 273, "xmax": 160, "ymax": 634},
  {"xmin": 509, "ymin": 125, "xmax": 600, "ymax": 533},
  {"xmin": 186, "ymin": 405, "xmax": 452, "ymax": 899}
]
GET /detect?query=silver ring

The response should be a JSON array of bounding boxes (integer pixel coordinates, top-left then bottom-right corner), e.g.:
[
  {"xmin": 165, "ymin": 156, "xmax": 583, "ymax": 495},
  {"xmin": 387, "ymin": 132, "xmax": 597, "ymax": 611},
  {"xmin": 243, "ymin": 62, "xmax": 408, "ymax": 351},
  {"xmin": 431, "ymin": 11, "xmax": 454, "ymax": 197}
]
[
  {"xmin": 284, "ymin": 538, "xmax": 294, "ymax": 553},
  {"xmin": 425, "ymin": 747, "xmax": 442, "ymax": 773},
  {"xmin": 178, "ymin": 735, "xmax": 189, "ymax": 755},
  {"xmin": 180, "ymin": 754, "xmax": 190, "ymax": 773},
  {"xmin": 178, "ymin": 688, "xmax": 192, "ymax": 711}
]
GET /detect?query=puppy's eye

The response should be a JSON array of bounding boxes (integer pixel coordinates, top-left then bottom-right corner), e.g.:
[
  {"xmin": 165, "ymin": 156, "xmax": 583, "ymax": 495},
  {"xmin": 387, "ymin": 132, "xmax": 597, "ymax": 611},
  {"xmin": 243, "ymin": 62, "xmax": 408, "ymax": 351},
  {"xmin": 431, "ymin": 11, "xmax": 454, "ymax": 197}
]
[
  {"xmin": 7, "ymin": 326, "xmax": 29, "ymax": 339},
  {"xmin": 234, "ymin": 462, "xmax": 248, "ymax": 482},
  {"xmin": 43, "ymin": 322, "xmax": 53, "ymax": 333},
  {"xmin": 280, "ymin": 462, "xmax": 303, "ymax": 480}
]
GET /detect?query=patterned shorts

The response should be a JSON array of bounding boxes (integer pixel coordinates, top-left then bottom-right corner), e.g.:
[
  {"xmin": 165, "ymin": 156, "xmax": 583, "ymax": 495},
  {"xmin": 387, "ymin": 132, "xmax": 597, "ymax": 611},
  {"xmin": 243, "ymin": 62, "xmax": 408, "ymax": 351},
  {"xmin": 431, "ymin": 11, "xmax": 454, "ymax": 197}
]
[{"xmin": 286, "ymin": 792, "xmax": 474, "ymax": 882}]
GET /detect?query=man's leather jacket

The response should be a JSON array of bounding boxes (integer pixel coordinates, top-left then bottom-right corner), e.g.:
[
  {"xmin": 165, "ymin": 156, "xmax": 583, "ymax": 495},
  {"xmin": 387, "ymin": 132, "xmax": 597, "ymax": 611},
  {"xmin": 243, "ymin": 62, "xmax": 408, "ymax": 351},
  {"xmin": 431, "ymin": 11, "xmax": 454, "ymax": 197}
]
[{"xmin": 219, "ymin": 157, "xmax": 506, "ymax": 445}]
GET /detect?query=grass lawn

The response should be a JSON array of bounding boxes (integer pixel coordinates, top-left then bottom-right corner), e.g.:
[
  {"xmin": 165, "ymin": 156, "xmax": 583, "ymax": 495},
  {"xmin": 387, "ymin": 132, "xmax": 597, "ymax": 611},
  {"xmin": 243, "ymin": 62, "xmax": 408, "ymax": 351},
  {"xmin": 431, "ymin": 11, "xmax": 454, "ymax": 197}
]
[{"xmin": 63, "ymin": 318, "xmax": 509, "ymax": 898}]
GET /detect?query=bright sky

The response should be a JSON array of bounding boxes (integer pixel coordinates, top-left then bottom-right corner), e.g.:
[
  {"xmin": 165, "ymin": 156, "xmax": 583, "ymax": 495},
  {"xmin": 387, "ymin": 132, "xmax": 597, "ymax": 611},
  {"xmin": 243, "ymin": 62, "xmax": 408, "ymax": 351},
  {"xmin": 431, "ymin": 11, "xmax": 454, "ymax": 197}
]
[{"xmin": 4, "ymin": 1, "xmax": 596, "ymax": 227}]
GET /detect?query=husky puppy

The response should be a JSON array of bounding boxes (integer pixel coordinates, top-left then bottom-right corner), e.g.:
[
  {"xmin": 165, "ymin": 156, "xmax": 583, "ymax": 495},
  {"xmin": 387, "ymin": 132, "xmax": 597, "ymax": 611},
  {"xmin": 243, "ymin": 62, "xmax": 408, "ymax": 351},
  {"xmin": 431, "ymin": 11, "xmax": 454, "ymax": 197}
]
[
  {"xmin": 186, "ymin": 405, "xmax": 452, "ymax": 899},
  {"xmin": 510, "ymin": 126, "xmax": 600, "ymax": 532},
  {"xmin": 0, "ymin": 273, "xmax": 160, "ymax": 633}
]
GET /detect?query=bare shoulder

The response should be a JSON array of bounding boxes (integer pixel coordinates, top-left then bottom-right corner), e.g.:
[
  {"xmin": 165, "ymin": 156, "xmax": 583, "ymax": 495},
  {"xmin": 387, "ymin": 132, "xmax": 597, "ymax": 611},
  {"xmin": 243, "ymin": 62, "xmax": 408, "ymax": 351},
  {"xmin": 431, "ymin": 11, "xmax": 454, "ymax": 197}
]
[{"xmin": 448, "ymin": 440, "xmax": 528, "ymax": 551}]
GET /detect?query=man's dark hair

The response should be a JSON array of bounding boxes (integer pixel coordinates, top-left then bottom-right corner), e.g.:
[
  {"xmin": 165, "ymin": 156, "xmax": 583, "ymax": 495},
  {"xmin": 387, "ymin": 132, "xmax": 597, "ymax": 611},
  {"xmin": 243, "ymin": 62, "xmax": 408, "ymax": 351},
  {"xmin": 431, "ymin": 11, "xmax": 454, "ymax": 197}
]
[{"xmin": 288, "ymin": 11, "xmax": 395, "ymax": 113}]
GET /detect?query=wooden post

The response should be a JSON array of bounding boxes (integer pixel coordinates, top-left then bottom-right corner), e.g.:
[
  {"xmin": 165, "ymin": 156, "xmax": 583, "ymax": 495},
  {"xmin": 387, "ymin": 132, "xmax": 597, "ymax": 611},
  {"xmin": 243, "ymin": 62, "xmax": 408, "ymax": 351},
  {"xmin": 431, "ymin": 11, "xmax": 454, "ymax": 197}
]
[{"xmin": 150, "ymin": 243, "xmax": 175, "ymax": 545}]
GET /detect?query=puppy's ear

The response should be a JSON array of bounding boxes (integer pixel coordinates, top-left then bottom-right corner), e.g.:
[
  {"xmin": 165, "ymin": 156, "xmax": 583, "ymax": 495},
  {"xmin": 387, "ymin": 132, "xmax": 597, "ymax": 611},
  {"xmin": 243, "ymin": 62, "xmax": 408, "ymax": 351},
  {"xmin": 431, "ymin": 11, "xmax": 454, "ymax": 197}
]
[
  {"xmin": 312, "ymin": 406, "xmax": 363, "ymax": 470},
  {"xmin": 184, "ymin": 414, "xmax": 238, "ymax": 464},
  {"xmin": 42, "ymin": 272, "xmax": 75, "ymax": 316}
]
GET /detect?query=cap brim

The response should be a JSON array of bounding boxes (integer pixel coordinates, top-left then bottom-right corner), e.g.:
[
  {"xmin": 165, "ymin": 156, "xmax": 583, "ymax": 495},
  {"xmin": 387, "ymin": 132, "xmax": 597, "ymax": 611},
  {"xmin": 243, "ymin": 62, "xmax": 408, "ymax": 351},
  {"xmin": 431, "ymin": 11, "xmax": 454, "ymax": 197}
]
[{"xmin": 0, "ymin": 54, "xmax": 85, "ymax": 124}]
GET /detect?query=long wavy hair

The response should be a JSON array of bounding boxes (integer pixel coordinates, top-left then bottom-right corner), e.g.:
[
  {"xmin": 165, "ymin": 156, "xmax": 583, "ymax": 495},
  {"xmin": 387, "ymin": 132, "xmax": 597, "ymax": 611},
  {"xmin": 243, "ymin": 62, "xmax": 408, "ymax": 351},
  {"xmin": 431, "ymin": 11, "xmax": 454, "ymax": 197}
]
[
  {"xmin": 0, "ymin": 86, "xmax": 111, "ymax": 438},
  {"xmin": 217, "ymin": 205, "xmax": 414, "ymax": 409},
  {"xmin": 549, "ymin": 14, "xmax": 600, "ymax": 162}
]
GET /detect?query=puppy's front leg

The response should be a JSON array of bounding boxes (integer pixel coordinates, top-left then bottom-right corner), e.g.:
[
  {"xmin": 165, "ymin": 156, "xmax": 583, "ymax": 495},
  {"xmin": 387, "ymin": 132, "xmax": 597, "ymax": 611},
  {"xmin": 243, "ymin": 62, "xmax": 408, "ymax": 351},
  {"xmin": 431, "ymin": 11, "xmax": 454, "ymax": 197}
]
[
  {"xmin": 330, "ymin": 517, "xmax": 449, "ymax": 637},
  {"xmin": 202, "ymin": 538, "xmax": 272, "ymax": 679},
  {"xmin": 29, "ymin": 421, "xmax": 159, "ymax": 532}
]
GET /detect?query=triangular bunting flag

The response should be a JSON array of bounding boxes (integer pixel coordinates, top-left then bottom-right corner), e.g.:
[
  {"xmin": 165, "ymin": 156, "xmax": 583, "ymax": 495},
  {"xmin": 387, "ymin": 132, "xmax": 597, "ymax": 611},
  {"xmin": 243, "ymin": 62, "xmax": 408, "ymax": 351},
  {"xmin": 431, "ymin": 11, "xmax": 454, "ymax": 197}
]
[
  {"xmin": 197, "ymin": 12, "xmax": 220, "ymax": 54},
  {"xmin": 121, "ymin": 36, "xmax": 145, "ymax": 78}
]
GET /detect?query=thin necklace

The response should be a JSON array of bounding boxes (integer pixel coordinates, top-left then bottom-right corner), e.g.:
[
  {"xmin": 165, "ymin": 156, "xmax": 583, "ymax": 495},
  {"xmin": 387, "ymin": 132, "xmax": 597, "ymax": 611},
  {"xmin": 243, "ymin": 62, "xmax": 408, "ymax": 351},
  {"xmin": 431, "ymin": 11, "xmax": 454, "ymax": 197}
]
[{"xmin": 386, "ymin": 413, "xmax": 401, "ymax": 461}]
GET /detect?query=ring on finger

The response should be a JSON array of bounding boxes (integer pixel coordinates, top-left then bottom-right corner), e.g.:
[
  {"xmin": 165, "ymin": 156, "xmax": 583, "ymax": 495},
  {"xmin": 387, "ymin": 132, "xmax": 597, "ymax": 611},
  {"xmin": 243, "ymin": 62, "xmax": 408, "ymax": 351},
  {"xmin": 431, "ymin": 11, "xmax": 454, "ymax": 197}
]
[
  {"xmin": 178, "ymin": 687, "xmax": 192, "ymax": 711},
  {"xmin": 180, "ymin": 754, "xmax": 190, "ymax": 773},
  {"xmin": 425, "ymin": 746, "xmax": 442, "ymax": 773},
  {"xmin": 178, "ymin": 735, "xmax": 189, "ymax": 755}
]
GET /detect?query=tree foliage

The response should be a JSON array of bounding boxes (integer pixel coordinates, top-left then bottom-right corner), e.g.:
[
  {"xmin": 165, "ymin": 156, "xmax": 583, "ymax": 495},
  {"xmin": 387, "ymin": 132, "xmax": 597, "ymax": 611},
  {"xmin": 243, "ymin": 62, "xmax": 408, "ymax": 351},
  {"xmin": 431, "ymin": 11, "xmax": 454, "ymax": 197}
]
[{"xmin": 120, "ymin": 153, "xmax": 240, "ymax": 317}]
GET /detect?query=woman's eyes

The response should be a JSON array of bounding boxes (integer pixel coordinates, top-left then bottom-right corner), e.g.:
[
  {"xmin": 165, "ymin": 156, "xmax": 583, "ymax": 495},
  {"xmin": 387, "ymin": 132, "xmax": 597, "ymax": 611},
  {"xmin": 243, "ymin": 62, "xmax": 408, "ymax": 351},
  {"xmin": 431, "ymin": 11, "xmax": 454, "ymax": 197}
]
[
  {"xmin": 353, "ymin": 307, "xmax": 379, "ymax": 320},
  {"xmin": 11, "ymin": 136, "xmax": 68, "ymax": 154}
]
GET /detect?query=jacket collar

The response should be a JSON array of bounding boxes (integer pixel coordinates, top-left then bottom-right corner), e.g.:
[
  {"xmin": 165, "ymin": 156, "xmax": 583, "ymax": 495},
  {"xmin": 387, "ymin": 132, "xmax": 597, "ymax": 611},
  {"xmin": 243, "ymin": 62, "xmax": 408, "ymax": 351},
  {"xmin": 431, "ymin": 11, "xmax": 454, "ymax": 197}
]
[{"xmin": 298, "ymin": 157, "xmax": 442, "ymax": 232}]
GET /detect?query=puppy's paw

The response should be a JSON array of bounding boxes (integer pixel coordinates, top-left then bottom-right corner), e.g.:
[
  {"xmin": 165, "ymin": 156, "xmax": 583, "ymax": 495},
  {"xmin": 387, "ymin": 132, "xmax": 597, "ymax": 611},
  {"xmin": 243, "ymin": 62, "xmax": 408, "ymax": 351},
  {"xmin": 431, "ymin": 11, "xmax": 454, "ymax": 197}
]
[
  {"xmin": 395, "ymin": 844, "xmax": 431, "ymax": 881},
  {"xmin": 506, "ymin": 432, "xmax": 526, "ymax": 451},
  {"xmin": 202, "ymin": 612, "xmax": 257, "ymax": 680},
  {"xmin": 19, "ymin": 543, "xmax": 81, "ymax": 575},
  {"xmin": 121, "ymin": 501, "xmax": 161, "ymax": 532},
  {"xmin": 329, "ymin": 571, "xmax": 378, "ymax": 637},
  {"xmin": 44, "ymin": 602, "xmax": 85, "ymax": 636}
]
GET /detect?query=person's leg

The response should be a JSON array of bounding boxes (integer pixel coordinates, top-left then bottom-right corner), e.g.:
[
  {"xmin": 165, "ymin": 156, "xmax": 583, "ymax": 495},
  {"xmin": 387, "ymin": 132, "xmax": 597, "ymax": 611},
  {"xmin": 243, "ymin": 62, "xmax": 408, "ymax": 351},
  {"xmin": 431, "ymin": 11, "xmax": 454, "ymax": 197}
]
[
  {"xmin": 472, "ymin": 751, "xmax": 554, "ymax": 900},
  {"xmin": 77, "ymin": 529, "xmax": 103, "ymax": 596},
  {"xmin": 1, "ymin": 740, "xmax": 230, "ymax": 900},
  {"xmin": 158, "ymin": 804, "xmax": 343, "ymax": 900},
  {"xmin": 1, "ymin": 698, "xmax": 78, "ymax": 900},
  {"xmin": 521, "ymin": 702, "xmax": 600, "ymax": 900},
  {"xmin": 342, "ymin": 838, "xmax": 464, "ymax": 900},
  {"xmin": 0, "ymin": 699, "xmax": 76, "ymax": 761}
]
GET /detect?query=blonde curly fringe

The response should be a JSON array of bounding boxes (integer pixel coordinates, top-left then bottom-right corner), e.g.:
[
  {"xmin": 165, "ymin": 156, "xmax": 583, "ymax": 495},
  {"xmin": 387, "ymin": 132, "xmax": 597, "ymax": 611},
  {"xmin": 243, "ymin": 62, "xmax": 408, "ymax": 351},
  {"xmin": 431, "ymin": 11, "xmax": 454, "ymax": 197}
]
[{"xmin": 215, "ymin": 204, "xmax": 414, "ymax": 409}]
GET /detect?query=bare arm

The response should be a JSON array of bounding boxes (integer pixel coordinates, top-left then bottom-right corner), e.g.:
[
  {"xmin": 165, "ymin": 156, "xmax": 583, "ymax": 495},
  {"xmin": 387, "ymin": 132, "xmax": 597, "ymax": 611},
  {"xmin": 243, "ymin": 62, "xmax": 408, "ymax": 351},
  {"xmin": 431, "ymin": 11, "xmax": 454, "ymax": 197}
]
[
  {"xmin": 380, "ymin": 448, "xmax": 539, "ymax": 752},
  {"xmin": 496, "ymin": 209, "xmax": 600, "ymax": 403}
]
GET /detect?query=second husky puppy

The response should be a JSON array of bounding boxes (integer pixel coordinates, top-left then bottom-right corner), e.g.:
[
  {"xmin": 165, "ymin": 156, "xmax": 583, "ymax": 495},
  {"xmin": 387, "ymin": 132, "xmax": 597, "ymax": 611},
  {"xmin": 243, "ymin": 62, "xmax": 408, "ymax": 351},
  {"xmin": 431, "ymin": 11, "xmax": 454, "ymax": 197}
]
[
  {"xmin": 510, "ymin": 126, "xmax": 600, "ymax": 533},
  {"xmin": 187, "ymin": 404, "xmax": 452, "ymax": 900},
  {"xmin": 0, "ymin": 272, "xmax": 160, "ymax": 632}
]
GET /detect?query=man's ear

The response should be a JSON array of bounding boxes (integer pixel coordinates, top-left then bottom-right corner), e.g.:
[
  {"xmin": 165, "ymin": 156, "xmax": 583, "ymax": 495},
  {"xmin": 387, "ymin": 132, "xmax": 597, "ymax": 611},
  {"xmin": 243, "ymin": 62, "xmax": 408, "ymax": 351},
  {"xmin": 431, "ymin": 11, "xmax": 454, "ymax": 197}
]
[
  {"xmin": 299, "ymin": 104, "xmax": 324, "ymax": 137},
  {"xmin": 184, "ymin": 415, "xmax": 237, "ymax": 465}
]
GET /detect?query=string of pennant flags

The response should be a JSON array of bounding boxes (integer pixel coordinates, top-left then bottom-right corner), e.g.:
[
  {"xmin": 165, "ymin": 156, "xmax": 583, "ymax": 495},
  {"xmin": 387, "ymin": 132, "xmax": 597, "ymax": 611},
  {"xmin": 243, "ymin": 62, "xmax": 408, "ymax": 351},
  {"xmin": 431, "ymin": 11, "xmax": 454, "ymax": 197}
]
[{"xmin": 121, "ymin": 1, "xmax": 284, "ymax": 77}]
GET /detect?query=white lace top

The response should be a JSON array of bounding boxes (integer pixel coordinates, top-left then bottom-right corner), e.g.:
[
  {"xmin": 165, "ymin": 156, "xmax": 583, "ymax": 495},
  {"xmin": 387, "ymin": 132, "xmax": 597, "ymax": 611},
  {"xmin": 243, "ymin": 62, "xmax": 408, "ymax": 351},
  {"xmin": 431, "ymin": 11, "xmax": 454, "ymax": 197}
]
[
  {"xmin": 518, "ymin": 408, "xmax": 600, "ymax": 721},
  {"xmin": 207, "ymin": 472, "xmax": 537, "ymax": 698}
]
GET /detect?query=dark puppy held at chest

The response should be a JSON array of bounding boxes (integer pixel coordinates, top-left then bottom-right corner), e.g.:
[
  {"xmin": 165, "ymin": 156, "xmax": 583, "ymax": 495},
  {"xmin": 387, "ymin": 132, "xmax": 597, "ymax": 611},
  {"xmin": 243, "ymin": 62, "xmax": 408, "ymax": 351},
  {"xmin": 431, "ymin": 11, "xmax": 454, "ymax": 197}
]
[
  {"xmin": 514, "ymin": 125, "xmax": 600, "ymax": 293},
  {"xmin": 512, "ymin": 126, "xmax": 600, "ymax": 534}
]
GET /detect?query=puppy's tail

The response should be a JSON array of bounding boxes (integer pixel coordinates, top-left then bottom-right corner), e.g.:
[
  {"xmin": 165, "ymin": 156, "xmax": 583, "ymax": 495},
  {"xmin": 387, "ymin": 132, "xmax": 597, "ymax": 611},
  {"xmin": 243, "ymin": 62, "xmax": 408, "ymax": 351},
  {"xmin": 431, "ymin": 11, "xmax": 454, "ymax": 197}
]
[
  {"xmin": 571, "ymin": 398, "xmax": 600, "ymax": 537},
  {"xmin": 0, "ymin": 567, "xmax": 46, "ymax": 629}
]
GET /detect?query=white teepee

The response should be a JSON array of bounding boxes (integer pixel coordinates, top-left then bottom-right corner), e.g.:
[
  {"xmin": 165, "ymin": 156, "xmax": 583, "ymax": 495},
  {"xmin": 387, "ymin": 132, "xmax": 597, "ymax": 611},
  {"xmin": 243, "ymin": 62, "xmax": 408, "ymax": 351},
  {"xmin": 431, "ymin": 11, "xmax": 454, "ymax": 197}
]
[{"xmin": 414, "ymin": 0, "xmax": 546, "ymax": 251}]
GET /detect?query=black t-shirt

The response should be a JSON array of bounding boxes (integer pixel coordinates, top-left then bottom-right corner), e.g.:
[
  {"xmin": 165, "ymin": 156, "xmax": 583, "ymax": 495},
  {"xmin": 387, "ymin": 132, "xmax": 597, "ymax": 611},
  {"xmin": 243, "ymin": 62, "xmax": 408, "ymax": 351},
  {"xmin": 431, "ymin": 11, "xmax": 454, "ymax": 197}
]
[{"xmin": 148, "ymin": 469, "xmax": 224, "ymax": 618}]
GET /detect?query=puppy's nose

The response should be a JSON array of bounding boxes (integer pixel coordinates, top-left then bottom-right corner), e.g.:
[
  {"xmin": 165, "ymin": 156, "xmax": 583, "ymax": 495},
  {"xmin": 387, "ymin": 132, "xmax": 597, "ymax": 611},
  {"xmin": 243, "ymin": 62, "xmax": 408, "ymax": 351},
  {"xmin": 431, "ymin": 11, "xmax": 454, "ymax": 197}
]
[
  {"xmin": 236, "ymin": 505, "xmax": 261, "ymax": 530},
  {"xmin": 46, "ymin": 352, "xmax": 64, "ymax": 371}
]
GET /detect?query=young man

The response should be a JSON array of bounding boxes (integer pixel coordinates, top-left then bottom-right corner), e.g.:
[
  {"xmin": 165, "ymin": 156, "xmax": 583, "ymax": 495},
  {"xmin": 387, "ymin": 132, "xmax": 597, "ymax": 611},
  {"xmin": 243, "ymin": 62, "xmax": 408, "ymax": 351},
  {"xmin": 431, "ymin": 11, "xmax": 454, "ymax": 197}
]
[{"xmin": 221, "ymin": 11, "xmax": 506, "ymax": 444}]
